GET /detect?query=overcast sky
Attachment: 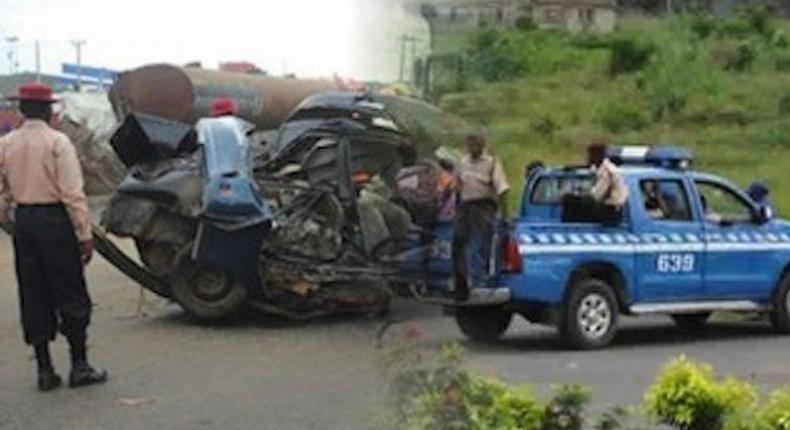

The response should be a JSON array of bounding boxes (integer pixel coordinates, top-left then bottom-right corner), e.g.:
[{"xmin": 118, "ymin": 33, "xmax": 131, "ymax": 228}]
[{"xmin": 0, "ymin": 0, "xmax": 428, "ymax": 81}]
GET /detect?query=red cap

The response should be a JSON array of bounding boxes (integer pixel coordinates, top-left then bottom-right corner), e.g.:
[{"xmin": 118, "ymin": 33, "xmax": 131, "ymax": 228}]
[
  {"xmin": 9, "ymin": 81, "xmax": 58, "ymax": 103},
  {"xmin": 209, "ymin": 97, "xmax": 238, "ymax": 117}
]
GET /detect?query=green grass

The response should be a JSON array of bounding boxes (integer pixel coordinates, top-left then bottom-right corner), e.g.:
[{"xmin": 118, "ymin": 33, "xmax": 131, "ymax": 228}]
[{"xmin": 432, "ymin": 14, "xmax": 790, "ymax": 215}]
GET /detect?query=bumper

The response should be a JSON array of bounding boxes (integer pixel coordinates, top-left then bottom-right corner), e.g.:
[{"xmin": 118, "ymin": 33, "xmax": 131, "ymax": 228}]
[{"xmin": 413, "ymin": 287, "xmax": 512, "ymax": 307}]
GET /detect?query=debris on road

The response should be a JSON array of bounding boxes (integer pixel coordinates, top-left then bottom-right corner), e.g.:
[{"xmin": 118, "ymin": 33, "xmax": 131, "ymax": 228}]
[{"xmin": 117, "ymin": 397, "xmax": 158, "ymax": 407}]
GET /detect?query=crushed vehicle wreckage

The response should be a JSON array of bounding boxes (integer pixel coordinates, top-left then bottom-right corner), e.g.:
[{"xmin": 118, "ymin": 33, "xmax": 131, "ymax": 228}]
[{"xmin": 96, "ymin": 89, "xmax": 466, "ymax": 320}]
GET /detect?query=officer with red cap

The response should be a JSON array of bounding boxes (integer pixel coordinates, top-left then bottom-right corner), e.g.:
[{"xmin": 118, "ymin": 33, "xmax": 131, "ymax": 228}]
[
  {"xmin": 209, "ymin": 96, "xmax": 238, "ymax": 117},
  {"xmin": 0, "ymin": 82, "xmax": 107, "ymax": 391}
]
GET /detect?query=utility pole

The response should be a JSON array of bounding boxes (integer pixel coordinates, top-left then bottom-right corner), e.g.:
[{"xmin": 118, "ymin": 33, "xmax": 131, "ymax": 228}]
[
  {"xmin": 5, "ymin": 36, "xmax": 19, "ymax": 74},
  {"xmin": 71, "ymin": 39, "xmax": 86, "ymax": 90},
  {"xmin": 399, "ymin": 35, "xmax": 407, "ymax": 82},
  {"xmin": 398, "ymin": 34, "xmax": 420, "ymax": 83},
  {"xmin": 35, "ymin": 40, "xmax": 41, "ymax": 82}
]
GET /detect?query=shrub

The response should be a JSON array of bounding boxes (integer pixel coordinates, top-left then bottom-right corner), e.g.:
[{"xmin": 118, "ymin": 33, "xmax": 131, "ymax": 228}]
[
  {"xmin": 726, "ymin": 41, "xmax": 758, "ymax": 72},
  {"xmin": 774, "ymin": 52, "xmax": 790, "ymax": 72},
  {"xmin": 594, "ymin": 406, "xmax": 632, "ymax": 430},
  {"xmin": 645, "ymin": 356, "xmax": 756, "ymax": 430},
  {"xmin": 515, "ymin": 15, "xmax": 537, "ymax": 32},
  {"xmin": 738, "ymin": 6, "xmax": 773, "ymax": 38},
  {"xmin": 717, "ymin": 6, "xmax": 774, "ymax": 40},
  {"xmin": 641, "ymin": 38, "xmax": 719, "ymax": 120},
  {"xmin": 773, "ymin": 31, "xmax": 789, "ymax": 48},
  {"xmin": 690, "ymin": 14, "xmax": 718, "ymax": 40},
  {"xmin": 609, "ymin": 37, "xmax": 654, "ymax": 76},
  {"xmin": 597, "ymin": 102, "xmax": 649, "ymax": 133},
  {"xmin": 754, "ymin": 389, "xmax": 790, "ymax": 430},
  {"xmin": 532, "ymin": 116, "xmax": 559, "ymax": 137},
  {"xmin": 778, "ymin": 94, "xmax": 790, "ymax": 115},
  {"xmin": 467, "ymin": 27, "xmax": 529, "ymax": 82},
  {"xmin": 380, "ymin": 340, "xmax": 545, "ymax": 430},
  {"xmin": 543, "ymin": 384, "xmax": 592, "ymax": 430}
]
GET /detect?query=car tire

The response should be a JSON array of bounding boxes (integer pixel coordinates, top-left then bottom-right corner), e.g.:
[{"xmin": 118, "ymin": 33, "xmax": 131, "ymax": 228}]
[
  {"xmin": 671, "ymin": 313, "xmax": 711, "ymax": 331},
  {"xmin": 770, "ymin": 275, "xmax": 790, "ymax": 334},
  {"xmin": 170, "ymin": 245, "xmax": 248, "ymax": 321},
  {"xmin": 561, "ymin": 278, "xmax": 619, "ymax": 350},
  {"xmin": 455, "ymin": 306, "xmax": 512, "ymax": 343}
]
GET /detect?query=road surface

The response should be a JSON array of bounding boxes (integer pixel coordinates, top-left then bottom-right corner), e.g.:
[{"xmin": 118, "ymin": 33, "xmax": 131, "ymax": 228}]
[{"xmin": 2, "ymin": 235, "xmax": 789, "ymax": 429}]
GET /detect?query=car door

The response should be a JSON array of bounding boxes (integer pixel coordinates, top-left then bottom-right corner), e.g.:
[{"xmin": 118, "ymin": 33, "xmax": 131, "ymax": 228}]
[
  {"xmin": 633, "ymin": 178, "xmax": 705, "ymax": 302},
  {"xmin": 694, "ymin": 179, "xmax": 775, "ymax": 299}
]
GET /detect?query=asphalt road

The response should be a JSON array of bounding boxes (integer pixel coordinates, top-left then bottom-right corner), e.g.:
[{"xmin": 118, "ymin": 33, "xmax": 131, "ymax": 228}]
[{"xmin": 2, "ymin": 234, "xmax": 790, "ymax": 430}]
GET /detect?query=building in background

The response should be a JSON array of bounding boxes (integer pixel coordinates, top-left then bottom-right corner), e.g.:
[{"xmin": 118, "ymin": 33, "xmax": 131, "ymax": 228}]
[
  {"xmin": 532, "ymin": 0, "xmax": 617, "ymax": 33},
  {"xmin": 420, "ymin": 0, "xmax": 528, "ymax": 30},
  {"xmin": 420, "ymin": 0, "xmax": 616, "ymax": 35},
  {"xmin": 616, "ymin": 0, "xmax": 790, "ymax": 16}
]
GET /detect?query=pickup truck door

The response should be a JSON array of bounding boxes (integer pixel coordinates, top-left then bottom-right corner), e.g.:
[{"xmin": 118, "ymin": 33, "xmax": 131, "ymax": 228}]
[
  {"xmin": 694, "ymin": 180, "xmax": 775, "ymax": 299},
  {"xmin": 633, "ymin": 178, "xmax": 705, "ymax": 302}
]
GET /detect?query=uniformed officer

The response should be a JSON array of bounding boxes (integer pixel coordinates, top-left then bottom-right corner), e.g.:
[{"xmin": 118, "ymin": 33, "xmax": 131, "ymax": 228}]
[
  {"xmin": 0, "ymin": 82, "xmax": 107, "ymax": 391},
  {"xmin": 588, "ymin": 143, "xmax": 628, "ymax": 209},
  {"xmin": 452, "ymin": 132, "xmax": 510, "ymax": 301},
  {"xmin": 747, "ymin": 181, "xmax": 774, "ymax": 214}
]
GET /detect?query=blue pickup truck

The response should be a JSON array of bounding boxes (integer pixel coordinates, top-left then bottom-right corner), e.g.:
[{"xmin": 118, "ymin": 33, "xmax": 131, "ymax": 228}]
[{"xmin": 453, "ymin": 146, "xmax": 790, "ymax": 349}]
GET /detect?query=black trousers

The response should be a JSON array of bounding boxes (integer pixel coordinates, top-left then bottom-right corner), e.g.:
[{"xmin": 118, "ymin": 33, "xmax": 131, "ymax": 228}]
[
  {"xmin": 452, "ymin": 200, "xmax": 496, "ymax": 292},
  {"xmin": 13, "ymin": 204, "xmax": 91, "ymax": 346}
]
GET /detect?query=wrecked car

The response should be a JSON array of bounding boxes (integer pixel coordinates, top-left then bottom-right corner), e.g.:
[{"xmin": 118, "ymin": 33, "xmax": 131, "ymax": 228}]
[{"xmin": 97, "ymin": 91, "xmax": 458, "ymax": 320}]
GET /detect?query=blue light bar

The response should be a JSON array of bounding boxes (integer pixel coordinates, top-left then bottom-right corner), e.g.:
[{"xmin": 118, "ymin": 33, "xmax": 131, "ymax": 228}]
[{"xmin": 607, "ymin": 145, "xmax": 693, "ymax": 170}]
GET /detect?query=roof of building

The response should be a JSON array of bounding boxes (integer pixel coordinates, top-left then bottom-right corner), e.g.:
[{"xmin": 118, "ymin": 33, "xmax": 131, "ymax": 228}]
[{"xmin": 532, "ymin": 0, "xmax": 615, "ymax": 7}]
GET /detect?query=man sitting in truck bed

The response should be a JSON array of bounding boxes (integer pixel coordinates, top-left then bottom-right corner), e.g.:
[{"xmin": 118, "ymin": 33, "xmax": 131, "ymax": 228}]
[{"xmin": 588, "ymin": 143, "xmax": 629, "ymax": 211}]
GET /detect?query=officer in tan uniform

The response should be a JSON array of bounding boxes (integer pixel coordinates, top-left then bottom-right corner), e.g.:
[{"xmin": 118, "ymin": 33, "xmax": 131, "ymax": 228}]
[
  {"xmin": 588, "ymin": 143, "xmax": 628, "ymax": 208},
  {"xmin": 452, "ymin": 132, "xmax": 510, "ymax": 301},
  {"xmin": 0, "ymin": 82, "xmax": 107, "ymax": 391}
]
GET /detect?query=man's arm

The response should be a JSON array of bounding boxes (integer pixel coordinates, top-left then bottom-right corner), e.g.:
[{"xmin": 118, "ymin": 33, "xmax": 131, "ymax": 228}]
[
  {"xmin": 0, "ymin": 145, "xmax": 12, "ymax": 231},
  {"xmin": 590, "ymin": 166, "xmax": 609, "ymax": 201},
  {"xmin": 498, "ymin": 190, "xmax": 510, "ymax": 220},
  {"xmin": 53, "ymin": 136, "xmax": 93, "ymax": 262},
  {"xmin": 492, "ymin": 160, "xmax": 511, "ymax": 219}
]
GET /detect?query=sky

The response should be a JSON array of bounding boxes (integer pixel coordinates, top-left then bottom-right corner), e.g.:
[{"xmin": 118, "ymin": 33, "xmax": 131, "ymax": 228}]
[{"xmin": 0, "ymin": 0, "xmax": 428, "ymax": 81}]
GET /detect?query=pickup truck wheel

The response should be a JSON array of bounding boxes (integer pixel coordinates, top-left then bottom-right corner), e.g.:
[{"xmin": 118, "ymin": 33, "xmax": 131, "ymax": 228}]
[
  {"xmin": 170, "ymin": 245, "xmax": 248, "ymax": 321},
  {"xmin": 770, "ymin": 275, "xmax": 790, "ymax": 334},
  {"xmin": 455, "ymin": 306, "xmax": 512, "ymax": 343},
  {"xmin": 671, "ymin": 313, "xmax": 711, "ymax": 331},
  {"xmin": 562, "ymin": 279, "xmax": 618, "ymax": 350}
]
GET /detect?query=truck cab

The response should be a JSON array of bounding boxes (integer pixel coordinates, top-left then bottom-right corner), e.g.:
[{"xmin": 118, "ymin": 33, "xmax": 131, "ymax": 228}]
[{"xmin": 455, "ymin": 146, "xmax": 790, "ymax": 349}]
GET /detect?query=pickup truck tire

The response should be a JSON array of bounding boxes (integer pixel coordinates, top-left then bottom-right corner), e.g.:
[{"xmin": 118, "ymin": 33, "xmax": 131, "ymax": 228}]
[
  {"xmin": 170, "ymin": 245, "xmax": 248, "ymax": 321},
  {"xmin": 671, "ymin": 313, "xmax": 711, "ymax": 331},
  {"xmin": 770, "ymin": 275, "xmax": 790, "ymax": 333},
  {"xmin": 561, "ymin": 279, "xmax": 619, "ymax": 350},
  {"xmin": 455, "ymin": 306, "xmax": 512, "ymax": 343}
]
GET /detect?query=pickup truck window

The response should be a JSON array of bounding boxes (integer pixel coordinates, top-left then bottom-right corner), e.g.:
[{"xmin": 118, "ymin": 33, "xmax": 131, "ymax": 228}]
[
  {"xmin": 639, "ymin": 179, "xmax": 692, "ymax": 221},
  {"xmin": 531, "ymin": 175, "xmax": 594, "ymax": 204},
  {"xmin": 695, "ymin": 181, "xmax": 753, "ymax": 224}
]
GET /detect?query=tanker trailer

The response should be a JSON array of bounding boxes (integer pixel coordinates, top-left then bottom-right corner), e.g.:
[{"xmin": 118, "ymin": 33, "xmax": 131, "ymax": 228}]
[{"xmin": 108, "ymin": 63, "xmax": 342, "ymax": 130}]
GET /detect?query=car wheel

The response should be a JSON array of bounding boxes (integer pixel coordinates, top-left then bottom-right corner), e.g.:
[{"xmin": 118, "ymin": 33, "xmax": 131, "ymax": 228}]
[
  {"xmin": 170, "ymin": 245, "xmax": 248, "ymax": 321},
  {"xmin": 455, "ymin": 306, "xmax": 512, "ymax": 343},
  {"xmin": 671, "ymin": 313, "xmax": 711, "ymax": 331},
  {"xmin": 770, "ymin": 275, "xmax": 790, "ymax": 334},
  {"xmin": 561, "ymin": 278, "xmax": 619, "ymax": 350}
]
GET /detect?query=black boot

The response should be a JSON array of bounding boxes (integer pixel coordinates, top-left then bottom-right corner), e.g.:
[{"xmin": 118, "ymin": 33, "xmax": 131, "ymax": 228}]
[
  {"xmin": 34, "ymin": 343, "xmax": 62, "ymax": 392},
  {"xmin": 67, "ymin": 336, "xmax": 107, "ymax": 388}
]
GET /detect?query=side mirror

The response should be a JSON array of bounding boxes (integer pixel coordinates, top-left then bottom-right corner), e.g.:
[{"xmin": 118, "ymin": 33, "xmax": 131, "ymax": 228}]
[{"xmin": 754, "ymin": 206, "xmax": 774, "ymax": 224}]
